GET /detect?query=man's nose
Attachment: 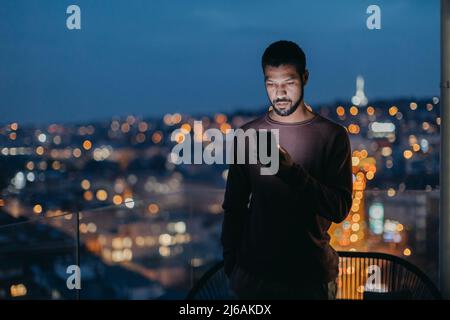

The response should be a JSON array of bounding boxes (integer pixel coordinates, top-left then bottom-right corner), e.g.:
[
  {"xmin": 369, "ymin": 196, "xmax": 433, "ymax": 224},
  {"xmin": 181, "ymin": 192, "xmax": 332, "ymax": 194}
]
[{"xmin": 275, "ymin": 85, "xmax": 287, "ymax": 96}]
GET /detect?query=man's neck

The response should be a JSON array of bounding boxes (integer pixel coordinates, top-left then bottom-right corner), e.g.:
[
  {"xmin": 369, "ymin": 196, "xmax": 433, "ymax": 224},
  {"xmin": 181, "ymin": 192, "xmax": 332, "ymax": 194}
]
[{"xmin": 268, "ymin": 102, "xmax": 315, "ymax": 123}]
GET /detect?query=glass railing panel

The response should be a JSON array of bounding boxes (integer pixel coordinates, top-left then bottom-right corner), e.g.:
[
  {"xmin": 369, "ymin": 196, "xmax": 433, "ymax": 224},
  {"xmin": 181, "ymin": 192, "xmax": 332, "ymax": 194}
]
[
  {"xmin": 78, "ymin": 193, "xmax": 194, "ymax": 299},
  {"xmin": 0, "ymin": 212, "xmax": 78, "ymax": 299}
]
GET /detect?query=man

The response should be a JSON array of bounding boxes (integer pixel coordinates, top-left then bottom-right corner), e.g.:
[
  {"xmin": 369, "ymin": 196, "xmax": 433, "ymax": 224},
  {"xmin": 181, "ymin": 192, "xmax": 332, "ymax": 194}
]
[{"xmin": 221, "ymin": 40, "xmax": 353, "ymax": 300}]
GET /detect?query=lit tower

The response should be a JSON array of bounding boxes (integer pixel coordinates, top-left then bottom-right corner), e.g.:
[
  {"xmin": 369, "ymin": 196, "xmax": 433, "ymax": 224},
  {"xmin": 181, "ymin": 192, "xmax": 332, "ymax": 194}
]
[{"xmin": 351, "ymin": 76, "xmax": 368, "ymax": 107}]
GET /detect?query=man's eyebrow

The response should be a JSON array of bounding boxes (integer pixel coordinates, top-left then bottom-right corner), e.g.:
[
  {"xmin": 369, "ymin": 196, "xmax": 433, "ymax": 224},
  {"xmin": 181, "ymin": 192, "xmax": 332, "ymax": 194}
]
[{"xmin": 265, "ymin": 76, "xmax": 297, "ymax": 82}]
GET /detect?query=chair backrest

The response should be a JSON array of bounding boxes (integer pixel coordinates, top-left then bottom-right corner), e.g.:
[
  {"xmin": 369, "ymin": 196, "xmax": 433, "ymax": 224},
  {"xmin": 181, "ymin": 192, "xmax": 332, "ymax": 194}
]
[
  {"xmin": 186, "ymin": 261, "xmax": 229, "ymax": 300},
  {"xmin": 338, "ymin": 251, "xmax": 441, "ymax": 300},
  {"xmin": 187, "ymin": 251, "xmax": 441, "ymax": 300}
]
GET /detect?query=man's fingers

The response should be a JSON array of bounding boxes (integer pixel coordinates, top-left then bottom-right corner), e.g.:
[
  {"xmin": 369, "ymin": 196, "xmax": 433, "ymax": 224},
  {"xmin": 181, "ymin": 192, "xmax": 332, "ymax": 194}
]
[{"xmin": 277, "ymin": 145, "xmax": 294, "ymax": 167}]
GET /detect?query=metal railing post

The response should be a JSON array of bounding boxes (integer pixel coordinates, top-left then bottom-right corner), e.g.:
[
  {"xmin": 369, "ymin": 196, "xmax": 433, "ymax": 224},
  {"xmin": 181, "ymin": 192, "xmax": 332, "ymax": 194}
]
[{"xmin": 440, "ymin": 0, "xmax": 450, "ymax": 300}]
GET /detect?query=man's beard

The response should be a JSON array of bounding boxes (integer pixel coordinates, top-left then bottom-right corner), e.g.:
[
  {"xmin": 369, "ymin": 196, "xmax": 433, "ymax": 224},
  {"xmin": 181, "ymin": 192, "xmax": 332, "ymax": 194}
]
[
  {"xmin": 272, "ymin": 96, "xmax": 302, "ymax": 116},
  {"xmin": 271, "ymin": 83, "xmax": 305, "ymax": 117}
]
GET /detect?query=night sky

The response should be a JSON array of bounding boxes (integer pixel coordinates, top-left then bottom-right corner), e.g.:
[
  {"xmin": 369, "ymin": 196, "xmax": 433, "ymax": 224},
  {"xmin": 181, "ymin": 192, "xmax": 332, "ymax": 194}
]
[{"xmin": 0, "ymin": 0, "xmax": 440, "ymax": 125}]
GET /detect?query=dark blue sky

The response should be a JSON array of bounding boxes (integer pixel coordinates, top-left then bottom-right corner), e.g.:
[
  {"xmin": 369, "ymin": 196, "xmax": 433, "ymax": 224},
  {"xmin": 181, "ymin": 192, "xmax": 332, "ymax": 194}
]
[{"xmin": 0, "ymin": 0, "xmax": 440, "ymax": 125}]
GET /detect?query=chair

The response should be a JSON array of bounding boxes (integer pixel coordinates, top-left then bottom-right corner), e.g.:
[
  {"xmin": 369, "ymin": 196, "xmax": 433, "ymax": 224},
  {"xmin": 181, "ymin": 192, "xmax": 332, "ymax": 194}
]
[
  {"xmin": 338, "ymin": 251, "xmax": 441, "ymax": 300},
  {"xmin": 186, "ymin": 251, "xmax": 441, "ymax": 300}
]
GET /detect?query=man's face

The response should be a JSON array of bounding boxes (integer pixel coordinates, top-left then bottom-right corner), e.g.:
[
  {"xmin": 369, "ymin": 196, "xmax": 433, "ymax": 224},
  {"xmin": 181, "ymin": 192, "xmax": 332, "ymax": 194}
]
[{"xmin": 264, "ymin": 64, "xmax": 306, "ymax": 116}]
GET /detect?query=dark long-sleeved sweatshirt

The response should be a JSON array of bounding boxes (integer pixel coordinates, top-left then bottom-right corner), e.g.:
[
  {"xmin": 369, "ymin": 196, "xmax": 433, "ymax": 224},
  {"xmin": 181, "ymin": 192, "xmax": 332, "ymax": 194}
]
[{"xmin": 221, "ymin": 109, "xmax": 353, "ymax": 286}]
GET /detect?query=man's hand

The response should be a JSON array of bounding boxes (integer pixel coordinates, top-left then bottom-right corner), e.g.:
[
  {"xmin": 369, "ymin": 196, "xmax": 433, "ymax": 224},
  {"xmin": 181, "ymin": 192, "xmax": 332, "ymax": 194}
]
[
  {"xmin": 275, "ymin": 145, "xmax": 296, "ymax": 181},
  {"xmin": 278, "ymin": 145, "xmax": 294, "ymax": 168}
]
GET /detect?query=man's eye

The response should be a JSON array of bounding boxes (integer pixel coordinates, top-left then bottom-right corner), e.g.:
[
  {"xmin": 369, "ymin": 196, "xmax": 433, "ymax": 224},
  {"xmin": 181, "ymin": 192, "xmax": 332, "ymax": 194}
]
[
  {"xmin": 286, "ymin": 82, "xmax": 295, "ymax": 85},
  {"xmin": 266, "ymin": 83, "xmax": 274, "ymax": 86}
]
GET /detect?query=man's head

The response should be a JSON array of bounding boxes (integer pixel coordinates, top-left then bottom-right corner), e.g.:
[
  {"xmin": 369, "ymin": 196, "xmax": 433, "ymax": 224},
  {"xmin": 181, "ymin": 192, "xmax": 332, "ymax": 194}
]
[{"xmin": 261, "ymin": 40, "xmax": 309, "ymax": 116}]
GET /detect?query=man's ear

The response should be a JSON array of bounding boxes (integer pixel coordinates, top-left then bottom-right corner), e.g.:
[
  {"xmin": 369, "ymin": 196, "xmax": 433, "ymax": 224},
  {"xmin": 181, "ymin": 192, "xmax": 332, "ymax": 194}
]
[{"xmin": 302, "ymin": 69, "xmax": 309, "ymax": 86}]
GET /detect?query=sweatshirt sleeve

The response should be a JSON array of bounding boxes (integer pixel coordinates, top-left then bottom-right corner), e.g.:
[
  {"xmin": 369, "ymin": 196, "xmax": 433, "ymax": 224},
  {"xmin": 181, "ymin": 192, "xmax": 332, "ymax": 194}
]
[
  {"xmin": 278, "ymin": 127, "xmax": 353, "ymax": 223},
  {"xmin": 220, "ymin": 137, "xmax": 252, "ymax": 276}
]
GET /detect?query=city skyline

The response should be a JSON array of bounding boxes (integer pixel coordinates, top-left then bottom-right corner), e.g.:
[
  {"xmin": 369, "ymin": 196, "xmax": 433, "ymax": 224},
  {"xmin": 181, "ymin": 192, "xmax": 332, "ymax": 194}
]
[{"xmin": 0, "ymin": 96, "xmax": 441, "ymax": 299}]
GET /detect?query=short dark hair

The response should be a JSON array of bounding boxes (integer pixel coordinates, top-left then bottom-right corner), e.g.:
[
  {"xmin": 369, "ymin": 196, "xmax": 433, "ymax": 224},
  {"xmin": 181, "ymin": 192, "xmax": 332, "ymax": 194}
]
[{"xmin": 261, "ymin": 40, "xmax": 306, "ymax": 77}]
